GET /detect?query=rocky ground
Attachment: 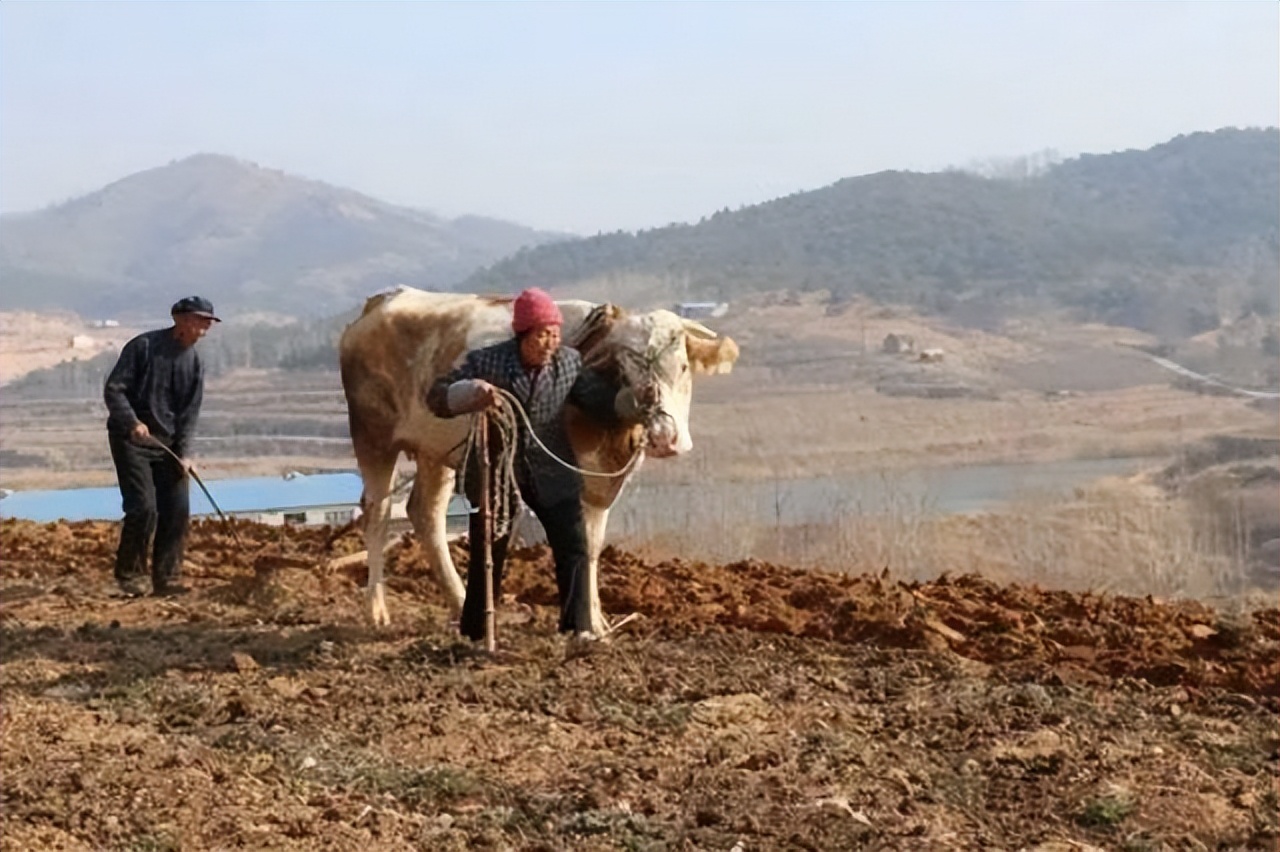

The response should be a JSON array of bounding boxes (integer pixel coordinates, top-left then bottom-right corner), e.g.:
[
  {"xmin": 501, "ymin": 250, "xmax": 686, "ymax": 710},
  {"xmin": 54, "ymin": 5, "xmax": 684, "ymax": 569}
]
[{"xmin": 2, "ymin": 518, "xmax": 1277, "ymax": 851}]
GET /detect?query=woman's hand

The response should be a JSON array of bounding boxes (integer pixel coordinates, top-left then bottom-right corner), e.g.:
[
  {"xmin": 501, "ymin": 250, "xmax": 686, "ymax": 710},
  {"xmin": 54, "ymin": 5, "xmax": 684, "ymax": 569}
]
[{"xmin": 447, "ymin": 380, "xmax": 501, "ymax": 414}]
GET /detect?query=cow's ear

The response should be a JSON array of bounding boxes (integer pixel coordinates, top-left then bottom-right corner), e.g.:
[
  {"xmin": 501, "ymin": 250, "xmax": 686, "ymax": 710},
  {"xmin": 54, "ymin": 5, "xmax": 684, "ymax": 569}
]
[
  {"xmin": 680, "ymin": 318, "xmax": 717, "ymax": 340},
  {"xmin": 686, "ymin": 335, "xmax": 739, "ymax": 375}
]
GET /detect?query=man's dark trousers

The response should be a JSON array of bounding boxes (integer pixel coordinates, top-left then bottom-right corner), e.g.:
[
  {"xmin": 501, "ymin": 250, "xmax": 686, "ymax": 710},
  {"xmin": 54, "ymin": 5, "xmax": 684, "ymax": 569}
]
[
  {"xmin": 460, "ymin": 492, "xmax": 592, "ymax": 640},
  {"xmin": 108, "ymin": 433, "xmax": 190, "ymax": 590}
]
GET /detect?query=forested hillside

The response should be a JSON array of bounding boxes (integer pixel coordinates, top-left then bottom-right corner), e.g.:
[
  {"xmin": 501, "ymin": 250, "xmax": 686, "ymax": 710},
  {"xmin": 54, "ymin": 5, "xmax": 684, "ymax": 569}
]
[{"xmin": 464, "ymin": 128, "xmax": 1278, "ymax": 336}]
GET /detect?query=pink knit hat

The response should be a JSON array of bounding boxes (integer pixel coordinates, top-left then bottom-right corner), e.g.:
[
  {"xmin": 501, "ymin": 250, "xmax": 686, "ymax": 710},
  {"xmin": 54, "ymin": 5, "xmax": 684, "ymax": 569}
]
[{"xmin": 511, "ymin": 288, "xmax": 563, "ymax": 333}]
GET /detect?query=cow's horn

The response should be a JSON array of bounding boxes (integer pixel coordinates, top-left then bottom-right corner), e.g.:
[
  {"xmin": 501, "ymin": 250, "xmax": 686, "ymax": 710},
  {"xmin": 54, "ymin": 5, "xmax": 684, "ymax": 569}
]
[{"xmin": 681, "ymin": 319, "xmax": 717, "ymax": 340}]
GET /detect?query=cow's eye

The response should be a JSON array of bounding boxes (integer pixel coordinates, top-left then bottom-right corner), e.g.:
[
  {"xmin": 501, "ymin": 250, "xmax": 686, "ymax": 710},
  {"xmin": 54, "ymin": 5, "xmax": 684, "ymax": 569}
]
[{"xmin": 680, "ymin": 362, "xmax": 689, "ymax": 375}]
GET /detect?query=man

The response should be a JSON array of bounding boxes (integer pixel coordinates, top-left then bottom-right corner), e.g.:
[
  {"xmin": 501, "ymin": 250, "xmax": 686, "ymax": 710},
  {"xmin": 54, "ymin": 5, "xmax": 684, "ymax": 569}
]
[
  {"xmin": 425, "ymin": 288, "xmax": 644, "ymax": 642},
  {"xmin": 104, "ymin": 296, "xmax": 219, "ymax": 598}
]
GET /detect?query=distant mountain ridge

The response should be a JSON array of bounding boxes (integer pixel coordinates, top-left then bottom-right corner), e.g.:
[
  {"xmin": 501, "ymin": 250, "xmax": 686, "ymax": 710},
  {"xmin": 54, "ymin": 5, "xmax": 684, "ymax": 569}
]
[
  {"xmin": 0, "ymin": 154, "xmax": 569, "ymax": 319},
  {"xmin": 3, "ymin": 130, "xmax": 1276, "ymax": 337},
  {"xmin": 463, "ymin": 127, "xmax": 1279, "ymax": 337}
]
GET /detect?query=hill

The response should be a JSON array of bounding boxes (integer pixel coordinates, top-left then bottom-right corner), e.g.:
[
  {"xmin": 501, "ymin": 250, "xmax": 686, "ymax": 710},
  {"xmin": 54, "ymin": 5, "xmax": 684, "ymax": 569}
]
[
  {"xmin": 0, "ymin": 154, "xmax": 568, "ymax": 319},
  {"xmin": 464, "ymin": 128, "xmax": 1280, "ymax": 338},
  {"xmin": 2, "ymin": 129, "xmax": 1274, "ymax": 337}
]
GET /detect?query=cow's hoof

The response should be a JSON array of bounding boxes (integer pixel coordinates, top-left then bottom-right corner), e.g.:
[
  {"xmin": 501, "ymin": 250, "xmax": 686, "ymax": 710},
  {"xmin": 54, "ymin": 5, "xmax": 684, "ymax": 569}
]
[
  {"xmin": 368, "ymin": 601, "xmax": 391, "ymax": 627},
  {"xmin": 565, "ymin": 631, "xmax": 609, "ymax": 659}
]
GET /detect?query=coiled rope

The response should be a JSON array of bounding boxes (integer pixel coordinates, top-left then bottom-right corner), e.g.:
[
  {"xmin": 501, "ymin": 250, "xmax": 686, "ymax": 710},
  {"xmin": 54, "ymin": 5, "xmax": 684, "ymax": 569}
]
[{"xmin": 456, "ymin": 387, "xmax": 647, "ymax": 538}]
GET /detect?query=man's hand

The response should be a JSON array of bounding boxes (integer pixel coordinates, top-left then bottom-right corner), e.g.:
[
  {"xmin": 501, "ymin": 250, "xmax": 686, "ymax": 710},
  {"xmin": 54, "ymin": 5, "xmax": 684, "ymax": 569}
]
[
  {"xmin": 446, "ymin": 379, "xmax": 501, "ymax": 415},
  {"xmin": 130, "ymin": 422, "xmax": 151, "ymax": 442}
]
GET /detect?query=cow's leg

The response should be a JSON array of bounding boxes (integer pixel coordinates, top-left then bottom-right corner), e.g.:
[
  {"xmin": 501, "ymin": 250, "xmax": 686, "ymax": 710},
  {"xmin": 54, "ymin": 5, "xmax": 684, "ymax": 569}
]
[
  {"xmin": 359, "ymin": 458, "xmax": 397, "ymax": 627},
  {"xmin": 407, "ymin": 462, "xmax": 466, "ymax": 616},
  {"xmin": 582, "ymin": 502, "xmax": 612, "ymax": 635}
]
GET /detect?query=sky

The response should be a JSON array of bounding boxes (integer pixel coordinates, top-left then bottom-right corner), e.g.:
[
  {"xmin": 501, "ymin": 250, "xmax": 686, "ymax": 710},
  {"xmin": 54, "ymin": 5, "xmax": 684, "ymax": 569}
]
[{"xmin": 1, "ymin": 2, "xmax": 1276, "ymax": 235}]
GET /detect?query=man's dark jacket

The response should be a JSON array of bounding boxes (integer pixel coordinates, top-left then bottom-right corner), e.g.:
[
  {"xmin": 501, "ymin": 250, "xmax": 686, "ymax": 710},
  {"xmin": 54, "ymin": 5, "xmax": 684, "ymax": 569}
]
[{"xmin": 104, "ymin": 328, "xmax": 205, "ymax": 457}]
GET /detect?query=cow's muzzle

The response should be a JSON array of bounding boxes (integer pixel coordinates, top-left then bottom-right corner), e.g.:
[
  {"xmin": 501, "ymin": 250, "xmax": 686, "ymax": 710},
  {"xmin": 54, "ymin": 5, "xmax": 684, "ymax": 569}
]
[{"xmin": 643, "ymin": 409, "xmax": 681, "ymax": 457}]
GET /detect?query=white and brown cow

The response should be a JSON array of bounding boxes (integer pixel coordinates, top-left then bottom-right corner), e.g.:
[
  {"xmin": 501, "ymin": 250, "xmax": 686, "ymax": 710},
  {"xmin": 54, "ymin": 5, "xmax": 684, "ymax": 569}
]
[{"xmin": 338, "ymin": 286, "xmax": 738, "ymax": 631}]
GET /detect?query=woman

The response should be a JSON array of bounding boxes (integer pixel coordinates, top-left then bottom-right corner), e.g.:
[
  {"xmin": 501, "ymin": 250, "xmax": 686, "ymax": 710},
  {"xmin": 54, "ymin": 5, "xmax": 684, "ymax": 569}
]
[{"xmin": 425, "ymin": 288, "xmax": 642, "ymax": 641}]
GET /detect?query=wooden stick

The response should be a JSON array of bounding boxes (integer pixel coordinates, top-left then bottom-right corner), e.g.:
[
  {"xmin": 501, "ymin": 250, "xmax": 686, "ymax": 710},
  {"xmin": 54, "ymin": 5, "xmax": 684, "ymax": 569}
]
[
  {"xmin": 607, "ymin": 612, "xmax": 642, "ymax": 634},
  {"xmin": 478, "ymin": 413, "xmax": 496, "ymax": 653},
  {"xmin": 323, "ymin": 531, "xmax": 410, "ymax": 573}
]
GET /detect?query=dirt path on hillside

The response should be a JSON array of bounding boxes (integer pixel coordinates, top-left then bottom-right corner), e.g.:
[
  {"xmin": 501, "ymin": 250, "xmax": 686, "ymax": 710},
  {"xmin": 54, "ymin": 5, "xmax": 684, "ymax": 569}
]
[{"xmin": 3, "ymin": 519, "xmax": 1277, "ymax": 850}]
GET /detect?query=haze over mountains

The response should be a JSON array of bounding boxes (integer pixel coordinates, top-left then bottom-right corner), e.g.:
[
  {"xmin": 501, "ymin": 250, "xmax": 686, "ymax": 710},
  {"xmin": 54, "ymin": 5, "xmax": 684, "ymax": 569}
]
[{"xmin": 1, "ymin": 128, "xmax": 1276, "ymax": 337}]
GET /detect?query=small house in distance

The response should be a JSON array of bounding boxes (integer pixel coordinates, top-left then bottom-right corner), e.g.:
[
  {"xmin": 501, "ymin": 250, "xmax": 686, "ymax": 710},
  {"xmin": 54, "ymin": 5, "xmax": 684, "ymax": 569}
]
[
  {"xmin": 674, "ymin": 302, "xmax": 729, "ymax": 320},
  {"xmin": 882, "ymin": 333, "xmax": 916, "ymax": 355},
  {"xmin": 232, "ymin": 472, "xmax": 365, "ymax": 527},
  {"xmin": 212, "ymin": 473, "xmax": 469, "ymax": 534}
]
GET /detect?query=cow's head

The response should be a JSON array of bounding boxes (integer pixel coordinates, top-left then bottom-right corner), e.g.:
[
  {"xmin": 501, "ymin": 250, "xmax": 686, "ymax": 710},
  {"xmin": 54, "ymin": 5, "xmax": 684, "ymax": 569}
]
[{"xmin": 573, "ymin": 306, "xmax": 739, "ymax": 458}]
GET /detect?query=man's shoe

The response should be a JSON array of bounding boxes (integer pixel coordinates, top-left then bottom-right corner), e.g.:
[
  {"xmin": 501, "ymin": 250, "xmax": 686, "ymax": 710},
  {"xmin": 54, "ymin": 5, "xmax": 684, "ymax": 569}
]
[
  {"xmin": 116, "ymin": 578, "xmax": 148, "ymax": 599},
  {"xmin": 152, "ymin": 583, "xmax": 191, "ymax": 598}
]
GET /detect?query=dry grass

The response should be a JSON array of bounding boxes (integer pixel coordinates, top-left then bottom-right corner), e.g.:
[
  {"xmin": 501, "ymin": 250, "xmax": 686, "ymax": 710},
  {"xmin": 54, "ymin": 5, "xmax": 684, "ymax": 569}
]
[
  {"xmin": 933, "ymin": 480, "xmax": 1252, "ymax": 600},
  {"xmin": 671, "ymin": 383, "xmax": 1272, "ymax": 484},
  {"xmin": 617, "ymin": 473, "xmax": 1268, "ymax": 604}
]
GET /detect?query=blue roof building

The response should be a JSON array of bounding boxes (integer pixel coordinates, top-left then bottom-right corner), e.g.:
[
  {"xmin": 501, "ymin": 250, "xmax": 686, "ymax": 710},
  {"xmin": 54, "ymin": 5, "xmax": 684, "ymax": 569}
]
[{"xmin": 0, "ymin": 473, "xmax": 469, "ymax": 528}]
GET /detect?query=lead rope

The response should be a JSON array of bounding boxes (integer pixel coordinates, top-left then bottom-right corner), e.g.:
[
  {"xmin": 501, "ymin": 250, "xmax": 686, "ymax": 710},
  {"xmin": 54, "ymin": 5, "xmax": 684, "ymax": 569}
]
[
  {"xmin": 456, "ymin": 395, "xmax": 520, "ymax": 538},
  {"xmin": 455, "ymin": 321, "xmax": 675, "ymax": 537},
  {"xmin": 490, "ymin": 387, "xmax": 646, "ymax": 479},
  {"xmin": 455, "ymin": 387, "xmax": 646, "ymax": 539}
]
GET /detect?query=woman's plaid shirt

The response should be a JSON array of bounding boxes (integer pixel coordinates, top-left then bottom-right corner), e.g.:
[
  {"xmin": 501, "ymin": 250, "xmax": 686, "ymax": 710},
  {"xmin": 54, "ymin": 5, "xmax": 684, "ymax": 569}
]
[{"xmin": 426, "ymin": 338, "xmax": 619, "ymax": 505}]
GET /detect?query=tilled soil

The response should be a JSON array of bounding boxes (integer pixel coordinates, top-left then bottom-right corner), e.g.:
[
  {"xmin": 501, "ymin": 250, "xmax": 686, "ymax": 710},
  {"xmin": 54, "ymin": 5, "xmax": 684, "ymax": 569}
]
[{"xmin": 2, "ymin": 518, "xmax": 1277, "ymax": 851}]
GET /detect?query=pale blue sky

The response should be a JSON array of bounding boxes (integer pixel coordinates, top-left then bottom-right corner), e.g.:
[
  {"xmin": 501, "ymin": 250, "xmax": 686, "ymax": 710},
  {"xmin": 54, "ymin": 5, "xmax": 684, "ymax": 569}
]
[{"xmin": 2, "ymin": 2, "xmax": 1276, "ymax": 234}]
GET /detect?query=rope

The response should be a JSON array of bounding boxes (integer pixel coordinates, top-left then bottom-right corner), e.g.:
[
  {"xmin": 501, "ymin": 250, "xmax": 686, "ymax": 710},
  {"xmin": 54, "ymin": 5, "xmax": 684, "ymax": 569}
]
[
  {"xmin": 489, "ymin": 387, "xmax": 645, "ymax": 480},
  {"xmin": 453, "ymin": 312, "xmax": 672, "ymax": 536},
  {"xmin": 456, "ymin": 399, "xmax": 521, "ymax": 538},
  {"xmin": 454, "ymin": 387, "xmax": 646, "ymax": 539}
]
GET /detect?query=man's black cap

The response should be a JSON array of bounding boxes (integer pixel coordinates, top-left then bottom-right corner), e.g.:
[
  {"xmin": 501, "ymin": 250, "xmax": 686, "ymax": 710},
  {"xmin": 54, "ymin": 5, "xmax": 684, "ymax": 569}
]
[{"xmin": 170, "ymin": 296, "xmax": 221, "ymax": 322}]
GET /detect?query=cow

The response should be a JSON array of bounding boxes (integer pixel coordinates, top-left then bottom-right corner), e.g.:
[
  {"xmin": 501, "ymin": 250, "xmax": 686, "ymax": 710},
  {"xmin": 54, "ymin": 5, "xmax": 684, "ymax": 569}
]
[{"xmin": 338, "ymin": 287, "xmax": 739, "ymax": 633}]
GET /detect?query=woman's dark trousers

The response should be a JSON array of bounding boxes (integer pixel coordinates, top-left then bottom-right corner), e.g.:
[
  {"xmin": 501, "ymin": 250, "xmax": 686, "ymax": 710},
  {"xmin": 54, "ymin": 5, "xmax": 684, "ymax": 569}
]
[
  {"xmin": 460, "ymin": 492, "xmax": 592, "ymax": 640},
  {"xmin": 109, "ymin": 433, "xmax": 190, "ymax": 591}
]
